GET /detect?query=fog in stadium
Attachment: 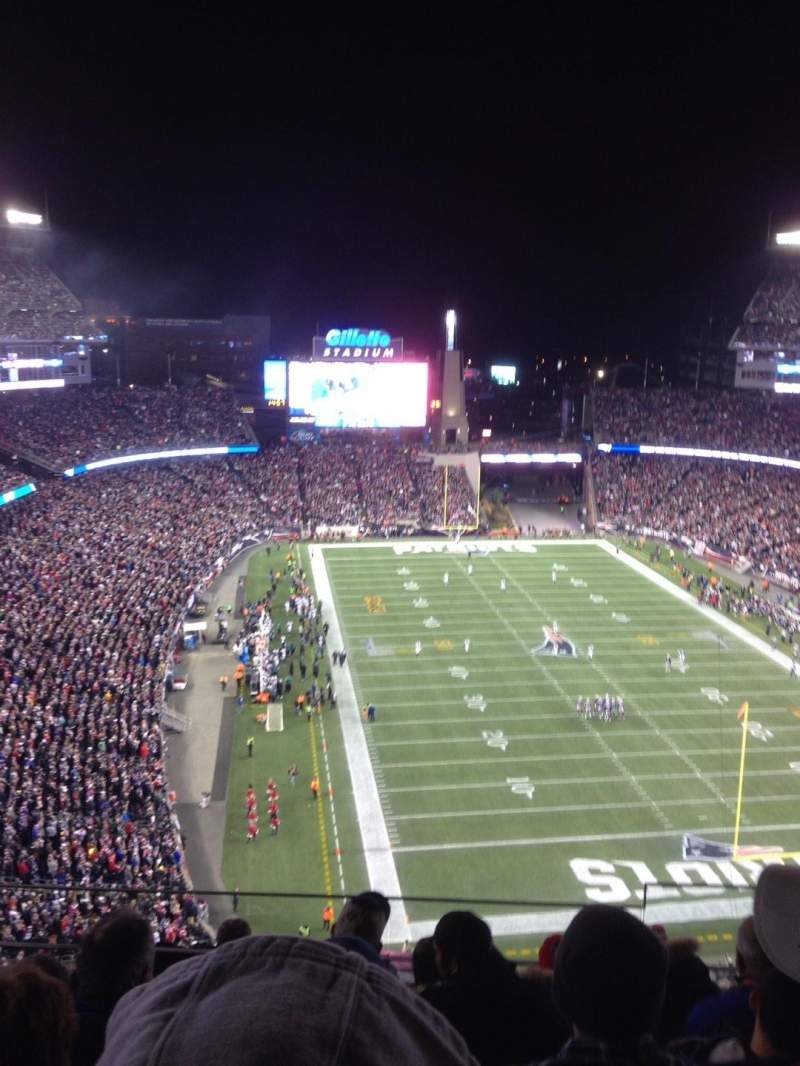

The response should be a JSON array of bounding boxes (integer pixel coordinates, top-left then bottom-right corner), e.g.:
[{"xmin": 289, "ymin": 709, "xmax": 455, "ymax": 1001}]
[{"xmin": 4, "ymin": 9, "xmax": 800, "ymax": 1063}]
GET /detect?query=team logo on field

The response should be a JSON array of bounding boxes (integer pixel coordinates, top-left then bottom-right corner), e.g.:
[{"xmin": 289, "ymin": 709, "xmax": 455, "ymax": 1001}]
[
  {"xmin": 363, "ymin": 595, "xmax": 386, "ymax": 615},
  {"xmin": 448, "ymin": 665, "xmax": 469, "ymax": 680},
  {"xmin": 412, "ymin": 597, "xmax": 430, "ymax": 608},
  {"xmin": 533, "ymin": 626, "xmax": 577, "ymax": 657},
  {"xmin": 423, "ymin": 616, "xmax": 441, "ymax": 629},
  {"xmin": 589, "ymin": 594, "xmax": 607, "ymax": 605},
  {"xmin": 611, "ymin": 612, "xmax": 631, "ymax": 624},
  {"xmin": 434, "ymin": 639, "xmax": 454, "ymax": 651},
  {"xmin": 789, "ymin": 706, "xmax": 800, "ymax": 719},
  {"xmin": 570, "ymin": 578, "xmax": 587, "ymax": 588},
  {"xmin": 636, "ymin": 634, "xmax": 660, "ymax": 646},
  {"xmin": 397, "ymin": 567, "xmax": 411, "ymax": 576},
  {"xmin": 403, "ymin": 581, "xmax": 420, "ymax": 591}
]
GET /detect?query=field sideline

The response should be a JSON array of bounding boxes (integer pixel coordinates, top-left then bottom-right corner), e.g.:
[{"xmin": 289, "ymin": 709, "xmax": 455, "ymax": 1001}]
[{"xmin": 310, "ymin": 538, "xmax": 800, "ymax": 947}]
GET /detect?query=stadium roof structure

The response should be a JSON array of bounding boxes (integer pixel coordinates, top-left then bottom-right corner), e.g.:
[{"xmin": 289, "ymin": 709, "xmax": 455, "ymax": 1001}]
[{"xmin": 729, "ymin": 258, "xmax": 800, "ymax": 353}]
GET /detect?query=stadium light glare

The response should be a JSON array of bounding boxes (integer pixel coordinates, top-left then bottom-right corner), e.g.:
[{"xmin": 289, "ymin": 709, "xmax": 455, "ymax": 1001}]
[
  {"xmin": 445, "ymin": 309, "xmax": 456, "ymax": 352},
  {"xmin": 775, "ymin": 230, "xmax": 800, "ymax": 247},
  {"xmin": 5, "ymin": 207, "xmax": 43, "ymax": 227},
  {"xmin": 0, "ymin": 378, "xmax": 64, "ymax": 392}
]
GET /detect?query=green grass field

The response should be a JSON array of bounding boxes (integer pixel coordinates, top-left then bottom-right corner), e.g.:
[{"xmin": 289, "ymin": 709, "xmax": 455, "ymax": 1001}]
[{"xmin": 222, "ymin": 540, "xmax": 800, "ymax": 957}]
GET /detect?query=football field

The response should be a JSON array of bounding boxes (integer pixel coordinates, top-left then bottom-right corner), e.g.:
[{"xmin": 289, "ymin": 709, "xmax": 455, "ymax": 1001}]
[{"xmin": 311, "ymin": 539, "xmax": 800, "ymax": 950}]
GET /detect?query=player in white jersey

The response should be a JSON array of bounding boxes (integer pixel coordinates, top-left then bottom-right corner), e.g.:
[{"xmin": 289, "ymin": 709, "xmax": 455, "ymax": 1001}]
[
  {"xmin": 467, "ymin": 563, "xmax": 473, "ymax": 576},
  {"xmin": 552, "ymin": 569, "xmax": 557, "ymax": 583},
  {"xmin": 443, "ymin": 572, "xmax": 449, "ymax": 586},
  {"xmin": 464, "ymin": 638, "xmax": 470, "ymax": 653},
  {"xmin": 414, "ymin": 641, "xmax": 422, "ymax": 655},
  {"xmin": 587, "ymin": 644, "xmax": 594, "ymax": 660},
  {"xmin": 500, "ymin": 578, "xmax": 506, "ymax": 591}
]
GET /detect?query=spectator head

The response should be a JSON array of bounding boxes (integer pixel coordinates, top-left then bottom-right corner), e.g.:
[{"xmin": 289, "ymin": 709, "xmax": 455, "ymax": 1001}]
[
  {"xmin": 216, "ymin": 918, "xmax": 252, "ymax": 946},
  {"xmin": 538, "ymin": 933, "xmax": 563, "ymax": 971},
  {"xmin": 736, "ymin": 915, "xmax": 770, "ymax": 984},
  {"xmin": 412, "ymin": 936, "xmax": 439, "ymax": 988},
  {"xmin": 95, "ymin": 935, "xmax": 473, "ymax": 1066},
  {"xmin": 751, "ymin": 864, "xmax": 800, "ymax": 1060},
  {"xmin": 76, "ymin": 907, "xmax": 155, "ymax": 1006},
  {"xmin": 433, "ymin": 911, "xmax": 493, "ymax": 977},
  {"xmin": 553, "ymin": 904, "xmax": 668, "ymax": 1045},
  {"xmin": 0, "ymin": 961, "xmax": 76, "ymax": 1066},
  {"xmin": 333, "ymin": 891, "xmax": 391, "ymax": 952},
  {"xmin": 26, "ymin": 953, "xmax": 72, "ymax": 987}
]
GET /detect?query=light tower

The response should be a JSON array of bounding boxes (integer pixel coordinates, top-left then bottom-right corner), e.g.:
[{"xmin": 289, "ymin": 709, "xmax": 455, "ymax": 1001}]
[{"xmin": 438, "ymin": 309, "xmax": 469, "ymax": 447}]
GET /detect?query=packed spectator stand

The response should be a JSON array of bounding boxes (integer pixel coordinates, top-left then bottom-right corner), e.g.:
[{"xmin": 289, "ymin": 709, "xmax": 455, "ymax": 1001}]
[
  {"xmin": 0, "ymin": 385, "xmax": 257, "ymax": 468},
  {"xmin": 594, "ymin": 386, "xmax": 800, "ymax": 458},
  {"xmin": 0, "ymin": 461, "xmax": 31, "ymax": 494},
  {"xmin": 0, "ymin": 246, "xmax": 84, "ymax": 341},
  {"xmin": 730, "ymin": 258, "xmax": 800, "ymax": 351}
]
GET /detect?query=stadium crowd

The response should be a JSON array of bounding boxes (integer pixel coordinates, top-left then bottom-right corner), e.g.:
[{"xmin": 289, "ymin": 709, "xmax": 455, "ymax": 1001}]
[
  {"xmin": 593, "ymin": 454, "xmax": 800, "ymax": 584},
  {"xmin": 0, "ymin": 247, "xmax": 84, "ymax": 341},
  {"xmin": 0, "ymin": 461, "xmax": 31, "ymax": 493},
  {"xmin": 731, "ymin": 261, "xmax": 800, "ymax": 350},
  {"xmin": 0, "ymin": 462, "xmax": 282, "ymax": 946},
  {"xmin": 2, "ymin": 869, "xmax": 799, "ymax": 1066},
  {"xmin": 0, "ymin": 385, "xmax": 256, "ymax": 467},
  {"xmin": 594, "ymin": 387, "xmax": 800, "ymax": 458}
]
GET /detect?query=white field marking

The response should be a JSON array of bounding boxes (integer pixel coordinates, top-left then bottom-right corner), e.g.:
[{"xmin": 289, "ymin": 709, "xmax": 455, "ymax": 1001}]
[
  {"xmin": 317, "ymin": 713, "xmax": 346, "ymax": 892},
  {"xmin": 310, "ymin": 545, "xmax": 406, "ymax": 943},
  {"xmin": 486, "ymin": 553, "xmax": 674, "ymax": 828},
  {"xmin": 365, "ymin": 724, "xmax": 772, "ymax": 748},
  {"xmin": 599, "ymin": 540, "xmax": 795, "ymax": 672},
  {"xmin": 389, "ymin": 793, "xmax": 800, "ymax": 822},
  {"xmin": 390, "ymin": 821, "xmax": 800, "ymax": 854},
  {"xmin": 407, "ymin": 897, "xmax": 755, "ymax": 941},
  {"xmin": 365, "ymin": 700, "xmax": 796, "ymax": 717},
  {"xmin": 378, "ymin": 745, "xmax": 800, "ymax": 770},
  {"xmin": 379, "ymin": 766, "xmax": 800, "ymax": 793}
]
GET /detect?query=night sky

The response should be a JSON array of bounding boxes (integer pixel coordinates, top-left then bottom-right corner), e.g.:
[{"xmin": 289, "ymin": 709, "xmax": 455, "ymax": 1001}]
[{"xmin": 2, "ymin": 3, "xmax": 799, "ymax": 365}]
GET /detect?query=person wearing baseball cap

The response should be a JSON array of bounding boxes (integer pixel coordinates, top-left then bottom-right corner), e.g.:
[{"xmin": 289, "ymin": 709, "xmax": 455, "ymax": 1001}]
[{"xmin": 96, "ymin": 934, "xmax": 478, "ymax": 1066}]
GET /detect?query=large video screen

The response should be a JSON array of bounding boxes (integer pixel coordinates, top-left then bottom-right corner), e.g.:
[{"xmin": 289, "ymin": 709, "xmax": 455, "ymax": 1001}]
[
  {"xmin": 491, "ymin": 364, "xmax": 517, "ymax": 386},
  {"xmin": 263, "ymin": 360, "xmax": 287, "ymax": 404},
  {"xmin": 288, "ymin": 361, "xmax": 428, "ymax": 428}
]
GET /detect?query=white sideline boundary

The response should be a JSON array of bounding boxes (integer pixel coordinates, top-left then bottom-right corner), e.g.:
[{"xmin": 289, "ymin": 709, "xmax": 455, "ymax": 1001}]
[
  {"xmin": 309, "ymin": 545, "xmax": 407, "ymax": 945},
  {"xmin": 597, "ymin": 540, "xmax": 794, "ymax": 672}
]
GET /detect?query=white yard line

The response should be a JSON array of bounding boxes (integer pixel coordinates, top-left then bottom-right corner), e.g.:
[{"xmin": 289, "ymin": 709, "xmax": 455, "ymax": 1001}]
[
  {"xmin": 309, "ymin": 545, "xmax": 407, "ymax": 944},
  {"xmin": 379, "ymin": 744, "xmax": 800, "ymax": 770},
  {"xmin": 392, "ymin": 821, "xmax": 800, "ymax": 854},
  {"xmin": 389, "ymin": 794, "xmax": 800, "ymax": 822},
  {"xmin": 380, "ymin": 766, "xmax": 800, "ymax": 792}
]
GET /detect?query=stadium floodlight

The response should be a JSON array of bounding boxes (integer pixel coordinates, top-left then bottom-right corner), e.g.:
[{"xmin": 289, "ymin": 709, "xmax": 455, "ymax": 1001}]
[
  {"xmin": 775, "ymin": 230, "xmax": 800, "ymax": 247},
  {"xmin": 5, "ymin": 207, "xmax": 44, "ymax": 227}
]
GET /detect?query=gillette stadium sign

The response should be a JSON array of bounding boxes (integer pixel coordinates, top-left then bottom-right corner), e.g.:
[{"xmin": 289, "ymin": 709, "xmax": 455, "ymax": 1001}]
[{"xmin": 312, "ymin": 327, "xmax": 402, "ymax": 359}]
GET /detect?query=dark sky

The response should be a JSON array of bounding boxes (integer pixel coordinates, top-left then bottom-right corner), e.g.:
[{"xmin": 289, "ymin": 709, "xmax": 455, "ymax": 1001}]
[{"xmin": 2, "ymin": 2, "xmax": 799, "ymax": 364}]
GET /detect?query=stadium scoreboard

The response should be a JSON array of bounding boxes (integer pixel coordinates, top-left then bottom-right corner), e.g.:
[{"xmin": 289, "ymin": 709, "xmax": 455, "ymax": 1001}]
[{"xmin": 263, "ymin": 325, "xmax": 429, "ymax": 430}]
